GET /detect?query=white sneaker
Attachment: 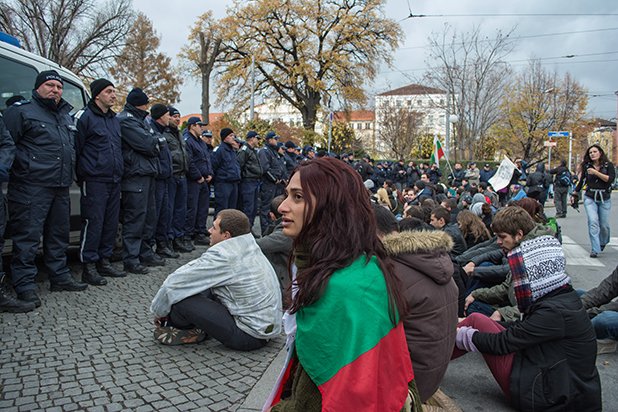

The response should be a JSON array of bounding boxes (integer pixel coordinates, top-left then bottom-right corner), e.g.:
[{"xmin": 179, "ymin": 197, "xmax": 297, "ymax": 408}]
[{"xmin": 597, "ymin": 339, "xmax": 618, "ymax": 355}]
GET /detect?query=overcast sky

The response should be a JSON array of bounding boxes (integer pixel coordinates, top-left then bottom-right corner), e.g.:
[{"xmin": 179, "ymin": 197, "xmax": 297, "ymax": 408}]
[{"xmin": 133, "ymin": 0, "xmax": 618, "ymax": 121}]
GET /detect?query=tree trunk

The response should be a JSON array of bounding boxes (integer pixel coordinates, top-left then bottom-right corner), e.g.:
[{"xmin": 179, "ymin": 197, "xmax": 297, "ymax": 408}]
[{"xmin": 201, "ymin": 70, "xmax": 210, "ymax": 124}]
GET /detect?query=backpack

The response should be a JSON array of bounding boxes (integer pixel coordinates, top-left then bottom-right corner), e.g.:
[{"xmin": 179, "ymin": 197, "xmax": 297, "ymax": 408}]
[{"xmin": 557, "ymin": 171, "xmax": 571, "ymax": 187}]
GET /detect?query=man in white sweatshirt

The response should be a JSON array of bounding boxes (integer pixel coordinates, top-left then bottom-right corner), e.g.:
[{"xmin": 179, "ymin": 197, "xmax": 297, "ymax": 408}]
[{"xmin": 151, "ymin": 209, "xmax": 282, "ymax": 350}]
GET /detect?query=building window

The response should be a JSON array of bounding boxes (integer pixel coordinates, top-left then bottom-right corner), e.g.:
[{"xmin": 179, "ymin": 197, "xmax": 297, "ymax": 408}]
[
  {"xmin": 357, "ymin": 123, "xmax": 362, "ymax": 130},
  {"xmin": 439, "ymin": 99, "xmax": 444, "ymax": 105},
  {"xmin": 417, "ymin": 100, "xmax": 423, "ymax": 106},
  {"xmin": 428, "ymin": 115, "xmax": 434, "ymax": 123},
  {"xmin": 396, "ymin": 100, "xmax": 402, "ymax": 108},
  {"xmin": 407, "ymin": 100, "xmax": 412, "ymax": 107},
  {"xmin": 365, "ymin": 122, "xmax": 371, "ymax": 130}
]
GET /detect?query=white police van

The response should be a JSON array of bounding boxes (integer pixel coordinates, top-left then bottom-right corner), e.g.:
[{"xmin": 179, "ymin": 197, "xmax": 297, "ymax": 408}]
[{"xmin": 0, "ymin": 33, "xmax": 90, "ymax": 248}]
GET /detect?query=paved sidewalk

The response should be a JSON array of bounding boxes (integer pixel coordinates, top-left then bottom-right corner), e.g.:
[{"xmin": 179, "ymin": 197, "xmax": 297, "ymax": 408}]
[{"xmin": 0, "ymin": 245, "xmax": 285, "ymax": 411}]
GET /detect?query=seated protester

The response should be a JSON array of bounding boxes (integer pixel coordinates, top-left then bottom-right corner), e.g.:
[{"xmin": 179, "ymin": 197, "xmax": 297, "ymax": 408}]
[
  {"xmin": 411, "ymin": 180, "xmax": 433, "ymax": 205},
  {"xmin": 581, "ymin": 264, "xmax": 618, "ymax": 354},
  {"xmin": 464, "ymin": 222, "xmax": 557, "ymax": 322},
  {"xmin": 479, "ymin": 182, "xmax": 499, "ymax": 208},
  {"xmin": 374, "ymin": 205, "xmax": 458, "ymax": 403},
  {"xmin": 512, "ymin": 197, "xmax": 561, "ymax": 243},
  {"xmin": 399, "ymin": 217, "xmax": 434, "ymax": 232},
  {"xmin": 150, "ymin": 209, "xmax": 282, "ymax": 350},
  {"xmin": 509, "ymin": 183, "xmax": 527, "ymax": 201},
  {"xmin": 441, "ymin": 197, "xmax": 460, "ymax": 223},
  {"xmin": 457, "ymin": 210, "xmax": 491, "ymax": 249},
  {"xmin": 420, "ymin": 198, "xmax": 438, "ymax": 224},
  {"xmin": 403, "ymin": 204, "xmax": 425, "ymax": 221},
  {"xmin": 256, "ymin": 195, "xmax": 293, "ymax": 291},
  {"xmin": 430, "ymin": 206, "xmax": 467, "ymax": 256},
  {"xmin": 454, "ymin": 206, "xmax": 601, "ymax": 411}
]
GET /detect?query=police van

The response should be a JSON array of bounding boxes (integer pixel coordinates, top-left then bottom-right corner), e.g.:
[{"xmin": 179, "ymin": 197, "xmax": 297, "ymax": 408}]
[{"xmin": 0, "ymin": 33, "xmax": 90, "ymax": 247}]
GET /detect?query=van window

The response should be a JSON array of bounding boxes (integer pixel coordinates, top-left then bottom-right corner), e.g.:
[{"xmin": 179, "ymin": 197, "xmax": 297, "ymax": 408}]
[
  {"xmin": 62, "ymin": 80, "xmax": 87, "ymax": 114},
  {"xmin": 0, "ymin": 55, "xmax": 37, "ymax": 111}
]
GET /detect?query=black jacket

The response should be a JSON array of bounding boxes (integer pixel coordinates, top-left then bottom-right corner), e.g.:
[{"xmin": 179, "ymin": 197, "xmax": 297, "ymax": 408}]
[
  {"xmin": 147, "ymin": 118, "xmax": 172, "ymax": 180},
  {"xmin": 574, "ymin": 160, "xmax": 615, "ymax": 201},
  {"xmin": 4, "ymin": 92, "xmax": 75, "ymax": 187},
  {"xmin": 75, "ymin": 100, "xmax": 123, "ymax": 183},
  {"xmin": 237, "ymin": 142, "xmax": 263, "ymax": 180},
  {"xmin": 212, "ymin": 142, "xmax": 240, "ymax": 183},
  {"xmin": 117, "ymin": 104, "xmax": 160, "ymax": 185},
  {"xmin": 164, "ymin": 126, "xmax": 188, "ymax": 176},
  {"xmin": 443, "ymin": 223, "xmax": 467, "ymax": 256},
  {"xmin": 183, "ymin": 130, "xmax": 212, "ymax": 182},
  {"xmin": 0, "ymin": 114, "xmax": 16, "ymax": 182},
  {"xmin": 473, "ymin": 287, "xmax": 602, "ymax": 411},
  {"xmin": 259, "ymin": 144, "xmax": 285, "ymax": 183}
]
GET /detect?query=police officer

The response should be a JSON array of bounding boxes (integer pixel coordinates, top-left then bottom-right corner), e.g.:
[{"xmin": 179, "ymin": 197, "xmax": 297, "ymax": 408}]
[
  {"xmin": 258, "ymin": 131, "xmax": 286, "ymax": 235},
  {"xmin": 4, "ymin": 70, "xmax": 87, "ymax": 307},
  {"xmin": 0, "ymin": 112, "xmax": 34, "ymax": 312},
  {"xmin": 183, "ymin": 118, "xmax": 212, "ymax": 248},
  {"xmin": 147, "ymin": 104, "xmax": 177, "ymax": 260},
  {"xmin": 237, "ymin": 131, "xmax": 263, "ymax": 226},
  {"xmin": 211, "ymin": 128, "xmax": 241, "ymax": 216},
  {"xmin": 283, "ymin": 141, "xmax": 300, "ymax": 176},
  {"xmin": 117, "ymin": 88, "xmax": 161, "ymax": 274},
  {"xmin": 75, "ymin": 78, "xmax": 126, "ymax": 286},
  {"xmin": 165, "ymin": 106, "xmax": 191, "ymax": 253}
]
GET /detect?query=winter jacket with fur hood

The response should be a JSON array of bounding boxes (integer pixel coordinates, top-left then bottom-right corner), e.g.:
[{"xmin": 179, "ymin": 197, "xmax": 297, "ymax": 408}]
[{"xmin": 382, "ymin": 229, "xmax": 459, "ymax": 403}]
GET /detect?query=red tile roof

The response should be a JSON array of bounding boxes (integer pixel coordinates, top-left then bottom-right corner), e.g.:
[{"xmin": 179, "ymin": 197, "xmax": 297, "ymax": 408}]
[
  {"xmin": 377, "ymin": 84, "xmax": 446, "ymax": 96},
  {"xmin": 333, "ymin": 110, "xmax": 375, "ymax": 122}
]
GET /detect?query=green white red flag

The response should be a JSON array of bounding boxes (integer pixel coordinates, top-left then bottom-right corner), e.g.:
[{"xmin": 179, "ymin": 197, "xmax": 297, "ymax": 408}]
[{"xmin": 430, "ymin": 135, "xmax": 444, "ymax": 167}]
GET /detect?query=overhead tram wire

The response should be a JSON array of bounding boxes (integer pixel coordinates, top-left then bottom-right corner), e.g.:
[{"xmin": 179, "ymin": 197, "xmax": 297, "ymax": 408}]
[
  {"xmin": 403, "ymin": 13, "xmax": 618, "ymax": 20},
  {"xmin": 398, "ymin": 27, "xmax": 618, "ymax": 51}
]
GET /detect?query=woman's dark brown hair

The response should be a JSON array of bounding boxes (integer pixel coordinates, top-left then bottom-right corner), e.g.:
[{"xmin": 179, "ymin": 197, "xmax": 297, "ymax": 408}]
[{"xmin": 288, "ymin": 157, "xmax": 405, "ymax": 323}]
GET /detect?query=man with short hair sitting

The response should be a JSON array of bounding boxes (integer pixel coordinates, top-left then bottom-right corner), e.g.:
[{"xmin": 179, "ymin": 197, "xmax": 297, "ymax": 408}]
[{"xmin": 151, "ymin": 209, "xmax": 282, "ymax": 351}]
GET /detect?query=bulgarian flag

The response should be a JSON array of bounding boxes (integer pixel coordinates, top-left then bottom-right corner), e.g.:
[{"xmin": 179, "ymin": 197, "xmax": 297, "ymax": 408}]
[
  {"xmin": 430, "ymin": 134, "xmax": 445, "ymax": 167},
  {"xmin": 295, "ymin": 256, "xmax": 413, "ymax": 411}
]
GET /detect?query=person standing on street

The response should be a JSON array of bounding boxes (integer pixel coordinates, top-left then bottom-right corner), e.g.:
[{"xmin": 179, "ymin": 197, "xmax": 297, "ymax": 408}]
[
  {"xmin": 211, "ymin": 128, "xmax": 241, "ymax": 217},
  {"xmin": 572, "ymin": 144, "xmax": 615, "ymax": 258},
  {"xmin": 147, "ymin": 104, "xmax": 177, "ymax": 261},
  {"xmin": 258, "ymin": 131, "xmax": 286, "ymax": 235},
  {"xmin": 0, "ymin": 112, "xmax": 34, "ymax": 313},
  {"xmin": 4, "ymin": 70, "xmax": 87, "ymax": 307},
  {"xmin": 75, "ymin": 78, "xmax": 126, "ymax": 286},
  {"xmin": 183, "ymin": 118, "xmax": 212, "ymax": 248},
  {"xmin": 165, "ymin": 106, "xmax": 191, "ymax": 253},
  {"xmin": 237, "ymin": 131, "xmax": 263, "ymax": 227},
  {"xmin": 117, "ymin": 88, "xmax": 162, "ymax": 274},
  {"xmin": 549, "ymin": 159, "xmax": 571, "ymax": 218}
]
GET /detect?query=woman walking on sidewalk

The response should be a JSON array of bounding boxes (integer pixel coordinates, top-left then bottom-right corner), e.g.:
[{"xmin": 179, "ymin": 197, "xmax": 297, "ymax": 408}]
[
  {"xmin": 265, "ymin": 157, "xmax": 419, "ymax": 411},
  {"xmin": 572, "ymin": 144, "xmax": 615, "ymax": 258}
]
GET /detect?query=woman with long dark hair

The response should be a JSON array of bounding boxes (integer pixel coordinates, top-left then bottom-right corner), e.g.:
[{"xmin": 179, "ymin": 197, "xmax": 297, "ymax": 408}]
[
  {"xmin": 572, "ymin": 144, "xmax": 615, "ymax": 257},
  {"xmin": 265, "ymin": 157, "xmax": 418, "ymax": 412},
  {"xmin": 457, "ymin": 210, "xmax": 491, "ymax": 249}
]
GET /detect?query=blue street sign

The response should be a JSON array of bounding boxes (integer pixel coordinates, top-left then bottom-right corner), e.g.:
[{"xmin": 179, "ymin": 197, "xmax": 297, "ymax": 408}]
[{"xmin": 548, "ymin": 131, "xmax": 569, "ymax": 137}]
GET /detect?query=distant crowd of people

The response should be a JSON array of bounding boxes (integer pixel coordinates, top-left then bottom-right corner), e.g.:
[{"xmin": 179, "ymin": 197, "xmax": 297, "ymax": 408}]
[{"xmin": 1, "ymin": 70, "xmax": 616, "ymax": 411}]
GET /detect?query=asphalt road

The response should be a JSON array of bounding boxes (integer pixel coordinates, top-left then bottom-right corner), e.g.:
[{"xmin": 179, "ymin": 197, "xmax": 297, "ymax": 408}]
[{"xmin": 441, "ymin": 193, "xmax": 618, "ymax": 411}]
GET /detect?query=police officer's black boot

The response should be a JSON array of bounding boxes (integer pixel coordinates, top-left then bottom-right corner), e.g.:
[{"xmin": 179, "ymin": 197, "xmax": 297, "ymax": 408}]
[
  {"xmin": 172, "ymin": 237, "xmax": 192, "ymax": 253},
  {"xmin": 97, "ymin": 258, "xmax": 126, "ymax": 278},
  {"xmin": 182, "ymin": 236, "xmax": 195, "ymax": 252},
  {"xmin": 0, "ymin": 276, "xmax": 36, "ymax": 313},
  {"xmin": 81, "ymin": 263, "xmax": 108, "ymax": 286},
  {"xmin": 193, "ymin": 233, "xmax": 210, "ymax": 246},
  {"xmin": 157, "ymin": 241, "xmax": 179, "ymax": 259}
]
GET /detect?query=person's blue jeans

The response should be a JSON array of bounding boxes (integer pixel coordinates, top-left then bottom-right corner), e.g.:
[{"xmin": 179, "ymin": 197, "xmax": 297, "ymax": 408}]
[
  {"xmin": 466, "ymin": 300, "xmax": 496, "ymax": 317},
  {"xmin": 583, "ymin": 196, "xmax": 611, "ymax": 254},
  {"xmin": 591, "ymin": 311, "xmax": 618, "ymax": 340}
]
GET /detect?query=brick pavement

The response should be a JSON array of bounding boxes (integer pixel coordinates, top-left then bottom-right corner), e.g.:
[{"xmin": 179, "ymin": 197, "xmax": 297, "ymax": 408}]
[{"xmin": 0, "ymin": 246, "xmax": 285, "ymax": 412}]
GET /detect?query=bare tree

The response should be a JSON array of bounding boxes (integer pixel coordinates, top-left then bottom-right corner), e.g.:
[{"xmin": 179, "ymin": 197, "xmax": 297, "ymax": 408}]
[
  {"xmin": 376, "ymin": 101, "xmax": 425, "ymax": 159},
  {"xmin": 492, "ymin": 60, "xmax": 588, "ymax": 162},
  {"xmin": 0, "ymin": 0, "xmax": 134, "ymax": 77},
  {"xmin": 424, "ymin": 25, "xmax": 515, "ymax": 160},
  {"xmin": 178, "ymin": 11, "xmax": 227, "ymax": 123}
]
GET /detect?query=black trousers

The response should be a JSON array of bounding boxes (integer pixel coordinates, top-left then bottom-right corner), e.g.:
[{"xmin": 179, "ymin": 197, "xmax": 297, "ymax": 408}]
[
  {"xmin": 79, "ymin": 181, "xmax": 121, "ymax": 263},
  {"xmin": 8, "ymin": 184, "xmax": 72, "ymax": 293},
  {"xmin": 121, "ymin": 176, "xmax": 156, "ymax": 265},
  {"xmin": 169, "ymin": 290, "xmax": 268, "ymax": 351}
]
